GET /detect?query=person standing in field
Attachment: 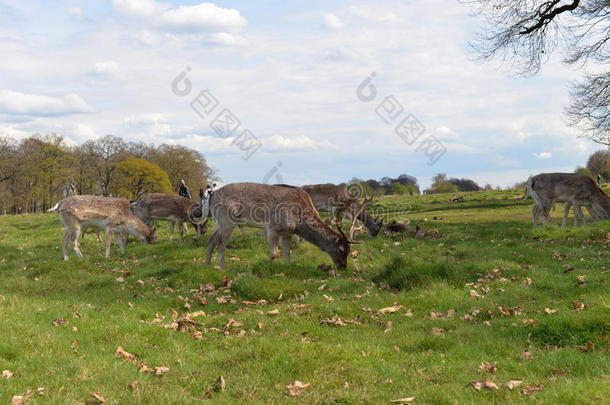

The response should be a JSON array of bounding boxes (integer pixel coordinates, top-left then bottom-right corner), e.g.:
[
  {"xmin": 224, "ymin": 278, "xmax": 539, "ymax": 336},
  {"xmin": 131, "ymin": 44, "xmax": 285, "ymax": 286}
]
[{"xmin": 178, "ymin": 179, "xmax": 192, "ymax": 199}]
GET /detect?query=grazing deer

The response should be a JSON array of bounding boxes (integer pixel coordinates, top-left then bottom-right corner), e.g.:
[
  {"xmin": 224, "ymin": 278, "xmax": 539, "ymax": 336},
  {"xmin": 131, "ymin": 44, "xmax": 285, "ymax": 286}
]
[
  {"xmin": 302, "ymin": 183, "xmax": 383, "ymax": 237},
  {"xmin": 203, "ymin": 183, "xmax": 365, "ymax": 269},
  {"xmin": 132, "ymin": 193, "xmax": 207, "ymax": 241},
  {"xmin": 47, "ymin": 195, "xmax": 155, "ymax": 260},
  {"xmin": 525, "ymin": 173, "xmax": 610, "ymax": 226}
]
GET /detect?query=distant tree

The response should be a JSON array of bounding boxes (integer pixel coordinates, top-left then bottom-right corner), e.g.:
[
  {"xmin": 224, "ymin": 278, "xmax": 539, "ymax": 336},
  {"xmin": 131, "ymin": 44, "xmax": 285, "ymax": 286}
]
[
  {"xmin": 0, "ymin": 135, "xmax": 17, "ymax": 183},
  {"xmin": 82, "ymin": 135, "xmax": 127, "ymax": 196},
  {"xmin": 115, "ymin": 158, "xmax": 172, "ymax": 199},
  {"xmin": 574, "ymin": 166, "xmax": 595, "ymax": 179},
  {"xmin": 467, "ymin": 0, "xmax": 610, "ymax": 145},
  {"xmin": 586, "ymin": 150, "xmax": 610, "ymax": 178},
  {"xmin": 449, "ymin": 177, "xmax": 481, "ymax": 192},
  {"xmin": 427, "ymin": 173, "xmax": 460, "ymax": 194},
  {"xmin": 148, "ymin": 144, "xmax": 214, "ymax": 196}
]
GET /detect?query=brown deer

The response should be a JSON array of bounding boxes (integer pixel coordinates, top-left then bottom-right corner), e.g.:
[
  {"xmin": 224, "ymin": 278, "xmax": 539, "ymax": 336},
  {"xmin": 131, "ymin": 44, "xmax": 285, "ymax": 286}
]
[
  {"xmin": 132, "ymin": 193, "xmax": 207, "ymax": 241},
  {"xmin": 302, "ymin": 183, "xmax": 383, "ymax": 237},
  {"xmin": 525, "ymin": 173, "xmax": 610, "ymax": 226},
  {"xmin": 203, "ymin": 183, "xmax": 365, "ymax": 269},
  {"xmin": 47, "ymin": 195, "xmax": 155, "ymax": 260}
]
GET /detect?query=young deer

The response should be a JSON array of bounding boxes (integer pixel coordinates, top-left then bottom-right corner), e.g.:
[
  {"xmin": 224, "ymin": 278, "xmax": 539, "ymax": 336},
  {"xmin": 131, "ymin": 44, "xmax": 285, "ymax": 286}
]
[
  {"xmin": 132, "ymin": 193, "xmax": 207, "ymax": 241},
  {"xmin": 525, "ymin": 173, "xmax": 610, "ymax": 226},
  {"xmin": 48, "ymin": 195, "xmax": 155, "ymax": 260},
  {"xmin": 203, "ymin": 183, "xmax": 365, "ymax": 269},
  {"xmin": 302, "ymin": 183, "xmax": 383, "ymax": 237}
]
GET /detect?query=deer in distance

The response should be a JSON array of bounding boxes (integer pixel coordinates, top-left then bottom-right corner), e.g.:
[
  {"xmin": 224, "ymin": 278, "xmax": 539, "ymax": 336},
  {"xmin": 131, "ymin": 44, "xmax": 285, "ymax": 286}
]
[
  {"xmin": 202, "ymin": 183, "xmax": 367, "ymax": 269},
  {"xmin": 302, "ymin": 183, "xmax": 383, "ymax": 238},
  {"xmin": 47, "ymin": 195, "xmax": 155, "ymax": 260},
  {"xmin": 525, "ymin": 173, "xmax": 610, "ymax": 226},
  {"xmin": 132, "ymin": 193, "xmax": 207, "ymax": 241}
]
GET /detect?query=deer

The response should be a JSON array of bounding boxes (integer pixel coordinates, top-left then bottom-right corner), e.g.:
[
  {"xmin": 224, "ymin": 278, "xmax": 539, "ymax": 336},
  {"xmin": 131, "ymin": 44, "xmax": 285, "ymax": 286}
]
[
  {"xmin": 301, "ymin": 183, "xmax": 383, "ymax": 238},
  {"xmin": 201, "ymin": 183, "xmax": 367, "ymax": 269},
  {"xmin": 525, "ymin": 173, "xmax": 610, "ymax": 226},
  {"xmin": 47, "ymin": 195, "xmax": 155, "ymax": 260},
  {"xmin": 132, "ymin": 193, "xmax": 207, "ymax": 241}
]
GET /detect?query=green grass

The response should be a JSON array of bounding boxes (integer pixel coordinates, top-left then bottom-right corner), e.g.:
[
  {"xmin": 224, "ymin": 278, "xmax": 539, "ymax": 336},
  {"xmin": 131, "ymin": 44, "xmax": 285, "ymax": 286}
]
[{"xmin": 0, "ymin": 190, "xmax": 608, "ymax": 404}]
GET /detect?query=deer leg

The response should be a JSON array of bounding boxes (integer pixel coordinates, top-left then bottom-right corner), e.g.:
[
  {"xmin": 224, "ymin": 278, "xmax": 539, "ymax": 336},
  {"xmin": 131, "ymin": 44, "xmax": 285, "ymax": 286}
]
[
  {"xmin": 574, "ymin": 203, "xmax": 586, "ymax": 226},
  {"xmin": 267, "ymin": 230, "xmax": 281, "ymax": 261},
  {"xmin": 562, "ymin": 202, "xmax": 571, "ymax": 227},
  {"xmin": 205, "ymin": 230, "xmax": 220, "ymax": 265},
  {"xmin": 72, "ymin": 226, "xmax": 84, "ymax": 257},
  {"xmin": 104, "ymin": 227, "xmax": 112, "ymax": 257},
  {"xmin": 217, "ymin": 224, "xmax": 235, "ymax": 268},
  {"xmin": 115, "ymin": 231, "xmax": 126, "ymax": 253},
  {"xmin": 281, "ymin": 235, "xmax": 291, "ymax": 264},
  {"xmin": 62, "ymin": 229, "xmax": 72, "ymax": 261}
]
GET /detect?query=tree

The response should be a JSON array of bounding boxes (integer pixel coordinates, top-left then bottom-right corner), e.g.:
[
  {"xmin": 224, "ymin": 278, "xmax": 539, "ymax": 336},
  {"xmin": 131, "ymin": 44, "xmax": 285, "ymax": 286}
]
[
  {"xmin": 82, "ymin": 135, "xmax": 127, "ymax": 196},
  {"xmin": 115, "ymin": 158, "xmax": 172, "ymax": 200},
  {"xmin": 426, "ymin": 173, "xmax": 460, "ymax": 194},
  {"xmin": 574, "ymin": 166, "xmax": 595, "ymax": 179},
  {"xmin": 586, "ymin": 150, "xmax": 610, "ymax": 177},
  {"xmin": 0, "ymin": 135, "xmax": 17, "ymax": 183},
  {"xmin": 449, "ymin": 177, "xmax": 482, "ymax": 192},
  {"xmin": 467, "ymin": 0, "xmax": 610, "ymax": 145},
  {"xmin": 148, "ymin": 144, "xmax": 215, "ymax": 196}
]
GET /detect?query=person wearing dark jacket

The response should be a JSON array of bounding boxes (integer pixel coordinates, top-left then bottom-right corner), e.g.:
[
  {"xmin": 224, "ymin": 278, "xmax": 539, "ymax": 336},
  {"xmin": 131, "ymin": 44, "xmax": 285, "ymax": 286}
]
[{"xmin": 178, "ymin": 179, "xmax": 191, "ymax": 199}]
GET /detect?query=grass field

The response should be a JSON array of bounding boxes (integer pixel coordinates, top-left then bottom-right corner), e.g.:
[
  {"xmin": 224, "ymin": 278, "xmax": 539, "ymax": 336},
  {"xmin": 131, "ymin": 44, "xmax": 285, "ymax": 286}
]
[{"xmin": 0, "ymin": 190, "xmax": 608, "ymax": 404}]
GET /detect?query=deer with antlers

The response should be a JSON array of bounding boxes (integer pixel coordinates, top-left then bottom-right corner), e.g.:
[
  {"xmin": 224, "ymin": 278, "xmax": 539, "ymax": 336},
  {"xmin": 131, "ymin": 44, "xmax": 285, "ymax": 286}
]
[
  {"xmin": 302, "ymin": 183, "xmax": 383, "ymax": 238},
  {"xmin": 47, "ymin": 195, "xmax": 155, "ymax": 260},
  {"xmin": 202, "ymin": 183, "xmax": 367, "ymax": 269}
]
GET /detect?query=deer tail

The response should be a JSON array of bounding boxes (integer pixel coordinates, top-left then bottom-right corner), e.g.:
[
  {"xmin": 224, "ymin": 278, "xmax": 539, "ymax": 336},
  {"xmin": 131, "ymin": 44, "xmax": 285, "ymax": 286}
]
[{"xmin": 47, "ymin": 203, "xmax": 60, "ymax": 213}]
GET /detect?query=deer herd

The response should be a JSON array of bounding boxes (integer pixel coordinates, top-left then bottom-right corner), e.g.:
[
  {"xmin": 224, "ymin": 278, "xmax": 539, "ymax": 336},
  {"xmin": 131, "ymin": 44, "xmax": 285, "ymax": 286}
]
[{"xmin": 47, "ymin": 172, "xmax": 610, "ymax": 267}]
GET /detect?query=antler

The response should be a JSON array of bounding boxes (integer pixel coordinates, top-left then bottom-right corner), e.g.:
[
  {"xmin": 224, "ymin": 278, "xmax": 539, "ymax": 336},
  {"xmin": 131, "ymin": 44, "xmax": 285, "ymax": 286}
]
[{"xmin": 341, "ymin": 196, "xmax": 373, "ymax": 243}]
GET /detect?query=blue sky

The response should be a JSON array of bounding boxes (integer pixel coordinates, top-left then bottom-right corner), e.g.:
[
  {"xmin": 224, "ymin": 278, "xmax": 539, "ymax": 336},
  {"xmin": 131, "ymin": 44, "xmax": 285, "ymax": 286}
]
[{"xmin": 0, "ymin": 0, "xmax": 601, "ymax": 188}]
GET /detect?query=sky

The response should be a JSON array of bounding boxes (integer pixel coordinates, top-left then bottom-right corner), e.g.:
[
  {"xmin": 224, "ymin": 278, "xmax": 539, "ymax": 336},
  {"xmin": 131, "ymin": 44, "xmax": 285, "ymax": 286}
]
[{"xmin": 0, "ymin": 0, "xmax": 602, "ymax": 189}]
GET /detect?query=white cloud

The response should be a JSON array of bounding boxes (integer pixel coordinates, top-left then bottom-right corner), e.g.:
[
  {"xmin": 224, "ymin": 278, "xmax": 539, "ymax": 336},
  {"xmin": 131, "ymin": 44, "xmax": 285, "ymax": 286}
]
[
  {"xmin": 67, "ymin": 7, "xmax": 82, "ymax": 17},
  {"xmin": 113, "ymin": 0, "xmax": 247, "ymax": 34},
  {"xmin": 208, "ymin": 32, "xmax": 247, "ymax": 46},
  {"xmin": 264, "ymin": 135, "xmax": 335, "ymax": 152},
  {"xmin": 0, "ymin": 90, "xmax": 92, "ymax": 116},
  {"xmin": 93, "ymin": 61, "xmax": 122, "ymax": 79},
  {"xmin": 123, "ymin": 113, "xmax": 171, "ymax": 136},
  {"xmin": 348, "ymin": 5, "xmax": 397, "ymax": 23},
  {"xmin": 159, "ymin": 3, "xmax": 247, "ymax": 33},
  {"xmin": 534, "ymin": 152, "xmax": 553, "ymax": 159},
  {"xmin": 113, "ymin": 0, "xmax": 167, "ymax": 18},
  {"xmin": 324, "ymin": 13, "xmax": 345, "ymax": 29}
]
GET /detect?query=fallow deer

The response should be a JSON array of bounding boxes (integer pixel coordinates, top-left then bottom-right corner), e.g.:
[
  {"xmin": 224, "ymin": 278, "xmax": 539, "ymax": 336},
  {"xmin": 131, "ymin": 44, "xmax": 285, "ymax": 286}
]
[
  {"xmin": 132, "ymin": 193, "xmax": 207, "ymax": 241},
  {"xmin": 525, "ymin": 173, "xmax": 610, "ymax": 226},
  {"xmin": 47, "ymin": 195, "xmax": 155, "ymax": 260},
  {"xmin": 202, "ymin": 183, "xmax": 365, "ymax": 269},
  {"xmin": 302, "ymin": 183, "xmax": 383, "ymax": 237}
]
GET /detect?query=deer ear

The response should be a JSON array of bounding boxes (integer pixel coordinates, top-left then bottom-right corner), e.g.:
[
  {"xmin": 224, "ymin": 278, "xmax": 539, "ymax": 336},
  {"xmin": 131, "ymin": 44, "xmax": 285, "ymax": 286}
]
[
  {"xmin": 199, "ymin": 189, "xmax": 205, "ymax": 198},
  {"xmin": 378, "ymin": 217, "xmax": 384, "ymax": 225}
]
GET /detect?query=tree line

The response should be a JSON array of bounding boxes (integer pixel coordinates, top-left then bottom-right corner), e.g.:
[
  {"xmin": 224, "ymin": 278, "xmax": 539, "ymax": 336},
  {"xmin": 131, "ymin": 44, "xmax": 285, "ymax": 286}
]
[{"xmin": 0, "ymin": 134, "xmax": 214, "ymax": 214}]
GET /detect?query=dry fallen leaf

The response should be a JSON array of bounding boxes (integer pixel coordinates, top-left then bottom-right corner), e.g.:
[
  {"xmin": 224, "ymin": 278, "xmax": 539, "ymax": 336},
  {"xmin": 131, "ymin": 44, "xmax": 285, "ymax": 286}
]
[
  {"xmin": 543, "ymin": 308, "xmax": 558, "ymax": 315},
  {"xmin": 286, "ymin": 380, "xmax": 310, "ymax": 396},
  {"xmin": 469, "ymin": 380, "xmax": 499, "ymax": 390},
  {"xmin": 520, "ymin": 384, "xmax": 543, "ymax": 396},
  {"xmin": 378, "ymin": 304, "xmax": 403, "ymax": 314},
  {"xmin": 390, "ymin": 396, "xmax": 415, "ymax": 404},
  {"xmin": 267, "ymin": 309, "xmax": 280, "ymax": 316},
  {"xmin": 520, "ymin": 350, "xmax": 533, "ymax": 360},
  {"xmin": 153, "ymin": 366, "xmax": 170, "ymax": 376},
  {"xmin": 431, "ymin": 327, "xmax": 446, "ymax": 335},
  {"xmin": 215, "ymin": 375, "xmax": 226, "ymax": 392},
  {"xmin": 115, "ymin": 346, "xmax": 136, "ymax": 361},
  {"xmin": 572, "ymin": 301, "xmax": 585, "ymax": 311},
  {"xmin": 576, "ymin": 341, "xmax": 595, "ymax": 352},
  {"xmin": 468, "ymin": 290, "xmax": 483, "ymax": 299},
  {"xmin": 551, "ymin": 368, "xmax": 568, "ymax": 376},
  {"xmin": 479, "ymin": 362, "xmax": 498, "ymax": 374},
  {"xmin": 505, "ymin": 379, "xmax": 523, "ymax": 390},
  {"xmin": 91, "ymin": 392, "xmax": 105, "ymax": 403},
  {"xmin": 2, "ymin": 369, "xmax": 13, "ymax": 379},
  {"xmin": 128, "ymin": 381, "xmax": 140, "ymax": 390}
]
